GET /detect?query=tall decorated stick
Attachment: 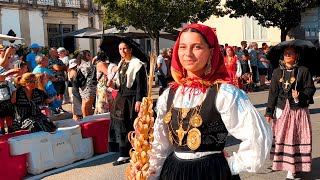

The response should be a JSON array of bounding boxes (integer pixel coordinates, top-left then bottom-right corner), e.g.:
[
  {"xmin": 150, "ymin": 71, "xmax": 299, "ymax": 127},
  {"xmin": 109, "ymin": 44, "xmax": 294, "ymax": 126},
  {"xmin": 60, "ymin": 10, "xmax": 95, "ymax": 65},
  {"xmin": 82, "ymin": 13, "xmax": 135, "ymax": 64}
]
[{"xmin": 126, "ymin": 54, "xmax": 156, "ymax": 180}]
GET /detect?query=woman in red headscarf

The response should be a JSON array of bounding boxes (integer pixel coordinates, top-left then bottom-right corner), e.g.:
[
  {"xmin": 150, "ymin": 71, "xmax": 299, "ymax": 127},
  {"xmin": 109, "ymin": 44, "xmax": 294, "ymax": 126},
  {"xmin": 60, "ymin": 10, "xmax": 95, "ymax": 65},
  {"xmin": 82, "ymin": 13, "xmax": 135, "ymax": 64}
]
[
  {"xmin": 148, "ymin": 24, "xmax": 272, "ymax": 180},
  {"xmin": 224, "ymin": 46, "xmax": 242, "ymax": 88}
]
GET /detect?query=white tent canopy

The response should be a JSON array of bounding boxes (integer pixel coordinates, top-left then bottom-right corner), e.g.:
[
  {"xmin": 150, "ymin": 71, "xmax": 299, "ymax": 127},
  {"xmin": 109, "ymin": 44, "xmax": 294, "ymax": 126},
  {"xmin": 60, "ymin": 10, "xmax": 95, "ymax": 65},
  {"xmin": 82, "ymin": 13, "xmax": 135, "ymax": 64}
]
[{"xmin": 0, "ymin": 34, "xmax": 23, "ymax": 41}]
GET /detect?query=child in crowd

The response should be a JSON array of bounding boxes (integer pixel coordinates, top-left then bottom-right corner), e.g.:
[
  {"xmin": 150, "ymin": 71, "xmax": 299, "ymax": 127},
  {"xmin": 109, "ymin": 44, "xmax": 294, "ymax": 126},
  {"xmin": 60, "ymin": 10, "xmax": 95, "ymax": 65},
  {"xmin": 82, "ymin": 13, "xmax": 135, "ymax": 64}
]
[
  {"xmin": 35, "ymin": 73, "xmax": 62, "ymax": 114},
  {"xmin": 241, "ymin": 50, "xmax": 254, "ymax": 93},
  {"xmin": 0, "ymin": 76, "xmax": 16, "ymax": 135}
]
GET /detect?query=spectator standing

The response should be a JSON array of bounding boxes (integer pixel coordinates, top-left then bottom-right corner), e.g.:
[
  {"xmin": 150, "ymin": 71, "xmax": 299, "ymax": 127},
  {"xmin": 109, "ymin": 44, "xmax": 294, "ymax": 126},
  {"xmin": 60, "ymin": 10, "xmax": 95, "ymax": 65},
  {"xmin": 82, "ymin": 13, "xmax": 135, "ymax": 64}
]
[
  {"xmin": 13, "ymin": 61, "xmax": 28, "ymax": 77},
  {"xmin": 35, "ymin": 73, "xmax": 62, "ymax": 113},
  {"xmin": 257, "ymin": 48, "xmax": 269, "ymax": 90},
  {"xmin": 94, "ymin": 51, "xmax": 115, "ymax": 114},
  {"xmin": 48, "ymin": 47, "xmax": 67, "ymax": 103},
  {"xmin": 165, "ymin": 47, "xmax": 174, "ymax": 82},
  {"xmin": 0, "ymin": 70, "xmax": 16, "ymax": 135},
  {"xmin": 68, "ymin": 58, "xmax": 82, "ymax": 120},
  {"xmin": 26, "ymin": 43, "xmax": 42, "ymax": 71},
  {"xmin": 237, "ymin": 41, "xmax": 247, "ymax": 59},
  {"xmin": 248, "ymin": 42, "xmax": 260, "ymax": 86},
  {"xmin": 32, "ymin": 55, "xmax": 56, "ymax": 82},
  {"xmin": 156, "ymin": 48, "xmax": 168, "ymax": 95},
  {"xmin": 78, "ymin": 50, "xmax": 97, "ymax": 117},
  {"xmin": 0, "ymin": 45, "xmax": 15, "ymax": 70},
  {"xmin": 57, "ymin": 47, "xmax": 71, "ymax": 104},
  {"xmin": 8, "ymin": 46, "xmax": 19, "ymax": 69}
]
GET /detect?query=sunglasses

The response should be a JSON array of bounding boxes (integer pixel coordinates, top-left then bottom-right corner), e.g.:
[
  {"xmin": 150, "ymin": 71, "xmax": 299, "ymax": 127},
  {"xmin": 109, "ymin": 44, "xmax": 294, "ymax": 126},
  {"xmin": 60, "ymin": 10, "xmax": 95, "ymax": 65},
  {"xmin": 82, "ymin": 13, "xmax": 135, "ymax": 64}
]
[{"xmin": 29, "ymin": 80, "xmax": 38, "ymax": 84}]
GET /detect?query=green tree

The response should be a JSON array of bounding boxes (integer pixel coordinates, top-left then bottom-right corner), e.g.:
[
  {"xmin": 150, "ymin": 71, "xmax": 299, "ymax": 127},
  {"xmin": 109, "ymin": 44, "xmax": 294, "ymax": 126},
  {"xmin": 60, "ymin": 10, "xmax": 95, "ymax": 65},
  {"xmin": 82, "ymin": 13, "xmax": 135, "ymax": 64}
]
[
  {"xmin": 224, "ymin": 0, "xmax": 319, "ymax": 41},
  {"xmin": 94, "ymin": 0, "xmax": 223, "ymax": 55}
]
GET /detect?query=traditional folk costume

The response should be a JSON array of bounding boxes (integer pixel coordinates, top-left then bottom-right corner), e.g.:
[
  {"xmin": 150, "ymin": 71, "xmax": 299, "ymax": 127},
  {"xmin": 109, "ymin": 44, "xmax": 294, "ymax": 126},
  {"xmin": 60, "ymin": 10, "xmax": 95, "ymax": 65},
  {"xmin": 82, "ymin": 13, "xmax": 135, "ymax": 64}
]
[
  {"xmin": 148, "ymin": 24, "xmax": 272, "ymax": 180},
  {"xmin": 109, "ymin": 57, "xmax": 147, "ymax": 157},
  {"xmin": 266, "ymin": 64, "xmax": 315, "ymax": 173},
  {"xmin": 224, "ymin": 47, "xmax": 242, "ymax": 88}
]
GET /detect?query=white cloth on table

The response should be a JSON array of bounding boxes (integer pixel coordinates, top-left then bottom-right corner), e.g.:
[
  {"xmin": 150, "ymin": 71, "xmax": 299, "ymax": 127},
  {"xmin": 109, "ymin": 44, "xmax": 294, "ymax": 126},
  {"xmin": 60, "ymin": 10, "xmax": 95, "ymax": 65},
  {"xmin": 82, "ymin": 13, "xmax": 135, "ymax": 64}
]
[{"xmin": 148, "ymin": 84, "xmax": 272, "ymax": 179}]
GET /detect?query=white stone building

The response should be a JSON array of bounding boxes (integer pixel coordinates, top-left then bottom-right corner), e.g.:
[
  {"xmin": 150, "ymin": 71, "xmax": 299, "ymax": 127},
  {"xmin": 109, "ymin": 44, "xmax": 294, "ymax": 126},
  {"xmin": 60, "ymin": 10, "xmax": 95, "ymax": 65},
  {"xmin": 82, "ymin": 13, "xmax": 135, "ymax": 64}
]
[{"xmin": 0, "ymin": 0, "xmax": 102, "ymax": 54}]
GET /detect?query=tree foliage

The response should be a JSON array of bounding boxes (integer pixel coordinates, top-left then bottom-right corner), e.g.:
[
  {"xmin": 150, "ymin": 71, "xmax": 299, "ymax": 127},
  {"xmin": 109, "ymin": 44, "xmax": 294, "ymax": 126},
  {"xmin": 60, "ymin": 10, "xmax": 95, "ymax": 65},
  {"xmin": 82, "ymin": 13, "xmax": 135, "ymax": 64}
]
[
  {"xmin": 224, "ymin": 0, "xmax": 319, "ymax": 41},
  {"xmin": 94, "ymin": 0, "xmax": 223, "ymax": 54}
]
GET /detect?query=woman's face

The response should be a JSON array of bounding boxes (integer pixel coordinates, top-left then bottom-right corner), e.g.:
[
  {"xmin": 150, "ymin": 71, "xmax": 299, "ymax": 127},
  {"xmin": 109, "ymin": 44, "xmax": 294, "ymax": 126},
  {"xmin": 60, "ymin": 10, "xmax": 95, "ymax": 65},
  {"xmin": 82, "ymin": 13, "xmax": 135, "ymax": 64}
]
[
  {"xmin": 178, "ymin": 31, "xmax": 212, "ymax": 77},
  {"xmin": 226, "ymin": 48, "xmax": 234, "ymax": 57},
  {"xmin": 283, "ymin": 47, "xmax": 297, "ymax": 66},
  {"xmin": 41, "ymin": 76, "xmax": 48, "ymax": 85},
  {"xmin": 20, "ymin": 66, "xmax": 28, "ymax": 74},
  {"xmin": 119, "ymin": 43, "xmax": 132, "ymax": 60},
  {"xmin": 25, "ymin": 78, "xmax": 38, "ymax": 90}
]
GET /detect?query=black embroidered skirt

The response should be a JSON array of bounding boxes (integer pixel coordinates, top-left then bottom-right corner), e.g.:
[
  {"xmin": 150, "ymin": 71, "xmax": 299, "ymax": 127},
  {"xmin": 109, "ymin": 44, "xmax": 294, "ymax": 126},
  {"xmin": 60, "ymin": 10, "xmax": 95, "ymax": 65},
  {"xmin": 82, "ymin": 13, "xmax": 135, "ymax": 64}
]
[
  {"xmin": 109, "ymin": 94, "xmax": 137, "ymax": 156},
  {"xmin": 160, "ymin": 153, "xmax": 241, "ymax": 180}
]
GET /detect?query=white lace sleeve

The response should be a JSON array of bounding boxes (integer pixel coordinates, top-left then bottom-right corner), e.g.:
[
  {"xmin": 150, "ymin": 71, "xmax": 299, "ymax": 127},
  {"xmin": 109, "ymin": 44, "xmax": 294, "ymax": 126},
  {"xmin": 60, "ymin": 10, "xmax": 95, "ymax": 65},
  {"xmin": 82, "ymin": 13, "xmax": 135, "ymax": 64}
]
[
  {"xmin": 216, "ymin": 84, "xmax": 272, "ymax": 175},
  {"xmin": 148, "ymin": 89, "xmax": 173, "ymax": 180},
  {"xmin": 236, "ymin": 60, "xmax": 242, "ymax": 78}
]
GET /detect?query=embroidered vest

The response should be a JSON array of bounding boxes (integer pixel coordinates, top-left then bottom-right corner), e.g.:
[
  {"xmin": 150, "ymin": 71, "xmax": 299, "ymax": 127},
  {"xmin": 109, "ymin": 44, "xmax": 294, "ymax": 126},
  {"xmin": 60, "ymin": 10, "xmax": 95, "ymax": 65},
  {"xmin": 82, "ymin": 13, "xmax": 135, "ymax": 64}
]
[{"xmin": 166, "ymin": 86, "xmax": 228, "ymax": 152}]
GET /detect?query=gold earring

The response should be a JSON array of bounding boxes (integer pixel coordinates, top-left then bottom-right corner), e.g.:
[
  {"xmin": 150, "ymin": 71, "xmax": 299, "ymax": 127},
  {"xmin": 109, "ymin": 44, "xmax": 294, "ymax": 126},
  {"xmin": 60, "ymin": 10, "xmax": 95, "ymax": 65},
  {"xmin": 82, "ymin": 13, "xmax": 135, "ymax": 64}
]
[
  {"xmin": 204, "ymin": 53, "xmax": 213, "ymax": 76},
  {"xmin": 204, "ymin": 59, "xmax": 211, "ymax": 76}
]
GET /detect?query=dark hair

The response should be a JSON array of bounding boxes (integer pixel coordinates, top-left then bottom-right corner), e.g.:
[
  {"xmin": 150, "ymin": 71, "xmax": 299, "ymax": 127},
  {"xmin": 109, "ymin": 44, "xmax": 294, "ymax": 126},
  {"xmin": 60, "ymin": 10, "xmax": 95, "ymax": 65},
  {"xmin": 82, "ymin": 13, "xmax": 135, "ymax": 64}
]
[
  {"xmin": 241, "ymin": 41, "xmax": 247, "ymax": 46},
  {"xmin": 242, "ymin": 49, "xmax": 249, "ymax": 56},
  {"xmin": 96, "ymin": 51, "xmax": 108, "ymax": 62},
  {"xmin": 119, "ymin": 41, "xmax": 132, "ymax": 49},
  {"xmin": 79, "ymin": 50, "xmax": 90, "ymax": 60},
  {"xmin": 181, "ymin": 28, "xmax": 212, "ymax": 48},
  {"xmin": 262, "ymin": 42, "xmax": 267, "ymax": 47}
]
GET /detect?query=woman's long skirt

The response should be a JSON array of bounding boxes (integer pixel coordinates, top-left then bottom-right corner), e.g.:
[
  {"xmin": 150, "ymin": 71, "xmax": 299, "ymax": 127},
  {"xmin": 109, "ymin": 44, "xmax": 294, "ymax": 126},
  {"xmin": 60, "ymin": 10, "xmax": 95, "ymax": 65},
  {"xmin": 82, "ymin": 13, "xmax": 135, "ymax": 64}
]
[
  {"xmin": 109, "ymin": 94, "xmax": 137, "ymax": 157},
  {"xmin": 271, "ymin": 100, "xmax": 312, "ymax": 173},
  {"xmin": 160, "ymin": 153, "xmax": 240, "ymax": 180}
]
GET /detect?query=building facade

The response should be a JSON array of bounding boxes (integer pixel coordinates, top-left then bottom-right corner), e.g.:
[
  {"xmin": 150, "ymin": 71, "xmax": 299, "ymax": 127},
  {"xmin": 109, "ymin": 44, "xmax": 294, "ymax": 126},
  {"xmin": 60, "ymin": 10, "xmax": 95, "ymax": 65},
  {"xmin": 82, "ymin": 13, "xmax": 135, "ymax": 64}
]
[
  {"xmin": 201, "ymin": 15, "xmax": 282, "ymax": 47},
  {"xmin": 301, "ymin": 7, "xmax": 320, "ymax": 45},
  {"xmin": 0, "ymin": 0, "xmax": 102, "ymax": 54}
]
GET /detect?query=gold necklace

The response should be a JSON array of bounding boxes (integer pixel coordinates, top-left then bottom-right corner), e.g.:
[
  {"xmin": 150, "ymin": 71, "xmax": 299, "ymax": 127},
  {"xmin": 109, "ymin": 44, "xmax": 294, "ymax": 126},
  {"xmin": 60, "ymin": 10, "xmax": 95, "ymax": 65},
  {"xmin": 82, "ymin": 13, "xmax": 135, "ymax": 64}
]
[{"xmin": 164, "ymin": 89, "xmax": 205, "ymax": 150}]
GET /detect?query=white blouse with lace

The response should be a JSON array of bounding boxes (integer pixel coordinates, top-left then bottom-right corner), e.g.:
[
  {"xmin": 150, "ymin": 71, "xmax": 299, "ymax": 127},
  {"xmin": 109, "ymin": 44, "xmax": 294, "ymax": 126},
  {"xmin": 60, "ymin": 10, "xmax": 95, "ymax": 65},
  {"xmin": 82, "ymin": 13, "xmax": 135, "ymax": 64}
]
[{"xmin": 148, "ymin": 83, "xmax": 272, "ymax": 179}]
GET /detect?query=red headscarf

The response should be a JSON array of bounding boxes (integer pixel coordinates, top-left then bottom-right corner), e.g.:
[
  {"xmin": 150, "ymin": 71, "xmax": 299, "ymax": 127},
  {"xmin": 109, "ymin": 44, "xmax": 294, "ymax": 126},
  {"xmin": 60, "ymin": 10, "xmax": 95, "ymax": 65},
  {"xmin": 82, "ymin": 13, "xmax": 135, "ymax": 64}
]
[{"xmin": 170, "ymin": 24, "xmax": 230, "ymax": 93}]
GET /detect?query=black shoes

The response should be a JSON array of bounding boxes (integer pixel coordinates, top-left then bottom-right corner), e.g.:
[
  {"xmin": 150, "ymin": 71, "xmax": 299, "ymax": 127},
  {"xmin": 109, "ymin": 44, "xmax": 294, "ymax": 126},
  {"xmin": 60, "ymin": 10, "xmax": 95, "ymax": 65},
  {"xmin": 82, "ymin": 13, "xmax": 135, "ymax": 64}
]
[
  {"xmin": 0, "ymin": 128, "xmax": 5, "ymax": 136},
  {"xmin": 7, "ymin": 127, "xmax": 15, "ymax": 134},
  {"xmin": 58, "ymin": 107, "xmax": 68, "ymax": 113},
  {"xmin": 112, "ymin": 157, "xmax": 130, "ymax": 166},
  {"xmin": 0, "ymin": 127, "xmax": 16, "ymax": 136}
]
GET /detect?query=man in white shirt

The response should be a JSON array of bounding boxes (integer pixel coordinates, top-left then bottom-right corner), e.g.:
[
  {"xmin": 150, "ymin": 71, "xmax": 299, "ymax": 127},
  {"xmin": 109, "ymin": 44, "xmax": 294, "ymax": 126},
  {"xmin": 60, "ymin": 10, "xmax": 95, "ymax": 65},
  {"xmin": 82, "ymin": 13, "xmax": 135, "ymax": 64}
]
[
  {"xmin": 156, "ymin": 48, "xmax": 168, "ymax": 95},
  {"xmin": 57, "ymin": 47, "xmax": 71, "ymax": 104}
]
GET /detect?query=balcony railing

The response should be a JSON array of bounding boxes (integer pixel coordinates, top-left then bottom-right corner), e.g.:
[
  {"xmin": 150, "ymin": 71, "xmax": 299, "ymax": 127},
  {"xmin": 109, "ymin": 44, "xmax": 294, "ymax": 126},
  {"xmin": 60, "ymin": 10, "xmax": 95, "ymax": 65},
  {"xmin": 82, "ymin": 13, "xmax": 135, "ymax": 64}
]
[{"xmin": 0, "ymin": 0, "xmax": 90, "ymax": 9}]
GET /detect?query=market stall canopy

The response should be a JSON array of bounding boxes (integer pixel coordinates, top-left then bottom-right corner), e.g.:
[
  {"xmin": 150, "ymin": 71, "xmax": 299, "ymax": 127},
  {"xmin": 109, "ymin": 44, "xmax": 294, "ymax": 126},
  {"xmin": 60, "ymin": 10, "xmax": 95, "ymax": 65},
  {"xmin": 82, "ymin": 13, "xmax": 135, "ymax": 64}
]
[
  {"xmin": 91, "ymin": 26, "xmax": 177, "ymax": 40},
  {"xmin": 0, "ymin": 34, "xmax": 23, "ymax": 41}
]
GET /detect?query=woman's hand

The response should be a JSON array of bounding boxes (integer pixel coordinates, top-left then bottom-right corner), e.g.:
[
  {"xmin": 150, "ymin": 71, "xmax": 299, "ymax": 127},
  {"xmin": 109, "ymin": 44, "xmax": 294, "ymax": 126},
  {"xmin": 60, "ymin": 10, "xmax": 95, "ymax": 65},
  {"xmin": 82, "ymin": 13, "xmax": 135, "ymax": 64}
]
[
  {"xmin": 265, "ymin": 116, "xmax": 272, "ymax": 123},
  {"xmin": 135, "ymin": 101, "xmax": 141, "ymax": 112},
  {"xmin": 292, "ymin": 90, "xmax": 299, "ymax": 98}
]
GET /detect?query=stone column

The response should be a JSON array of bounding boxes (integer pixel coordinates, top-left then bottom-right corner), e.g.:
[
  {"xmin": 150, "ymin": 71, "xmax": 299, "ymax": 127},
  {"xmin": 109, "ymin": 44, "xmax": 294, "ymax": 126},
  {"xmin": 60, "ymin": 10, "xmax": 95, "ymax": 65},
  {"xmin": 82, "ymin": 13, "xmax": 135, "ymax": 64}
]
[{"xmin": 19, "ymin": 9, "xmax": 31, "ymax": 46}]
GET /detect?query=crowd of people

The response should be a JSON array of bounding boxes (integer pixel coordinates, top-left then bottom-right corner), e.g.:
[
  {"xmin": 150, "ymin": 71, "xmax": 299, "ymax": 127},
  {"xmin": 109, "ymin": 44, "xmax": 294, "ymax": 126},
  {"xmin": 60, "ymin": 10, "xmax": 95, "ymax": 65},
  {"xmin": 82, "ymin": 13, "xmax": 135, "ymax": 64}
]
[
  {"xmin": 0, "ymin": 22, "xmax": 317, "ymax": 179},
  {"xmin": 0, "ymin": 44, "xmax": 113, "ymax": 133}
]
